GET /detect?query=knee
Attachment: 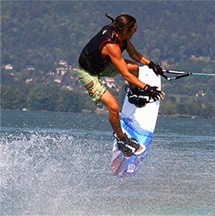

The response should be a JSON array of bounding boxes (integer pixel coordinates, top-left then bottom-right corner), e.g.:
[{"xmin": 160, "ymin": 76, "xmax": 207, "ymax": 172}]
[
  {"xmin": 132, "ymin": 64, "xmax": 139, "ymax": 76},
  {"xmin": 133, "ymin": 63, "xmax": 139, "ymax": 72},
  {"xmin": 127, "ymin": 62, "xmax": 139, "ymax": 77}
]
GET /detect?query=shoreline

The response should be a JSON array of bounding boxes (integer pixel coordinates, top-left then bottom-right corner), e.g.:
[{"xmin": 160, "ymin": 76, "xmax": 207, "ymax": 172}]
[{"xmin": 1, "ymin": 108, "xmax": 214, "ymax": 120}]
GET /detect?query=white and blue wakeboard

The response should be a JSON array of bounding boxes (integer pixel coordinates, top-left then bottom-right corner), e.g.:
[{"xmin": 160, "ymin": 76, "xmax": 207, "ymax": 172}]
[{"xmin": 111, "ymin": 66, "xmax": 161, "ymax": 177}]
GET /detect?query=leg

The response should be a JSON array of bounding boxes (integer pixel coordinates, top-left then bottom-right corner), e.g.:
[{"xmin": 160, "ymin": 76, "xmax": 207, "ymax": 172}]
[
  {"xmin": 116, "ymin": 59, "xmax": 139, "ymax": 90},
  {"xmin": 100, "ymin": 69, "xmax": 145, "ymax": 156},
  {"xmin": 101, "ymin": 90, "xmax": 145, "ymax": 157},
  {"xmin": 78, "ymin": 65, "xmax": 123, "ymax": 138},
  {"xmin": 125, "ymin": 60, "xmax": 139, "ymax": 90},
  {"xmin": 100, "ymin": 90, "xmax": 124, "ymax": 139}
]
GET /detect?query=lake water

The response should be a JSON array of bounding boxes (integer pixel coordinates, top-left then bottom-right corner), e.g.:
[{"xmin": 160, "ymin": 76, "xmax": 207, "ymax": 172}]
[{"xmin": 1, "ymin": 110, "xmax": 215, "ymax": 215}]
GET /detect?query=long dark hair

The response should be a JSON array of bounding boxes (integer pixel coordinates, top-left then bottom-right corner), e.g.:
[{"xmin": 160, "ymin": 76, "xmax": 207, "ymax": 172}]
[{"xmin": 106, "ymin": 13, "xmax": 136, "ymax": 33}]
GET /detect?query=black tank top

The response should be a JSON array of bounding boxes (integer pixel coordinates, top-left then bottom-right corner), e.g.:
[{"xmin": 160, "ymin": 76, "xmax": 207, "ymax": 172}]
[{"xmin": 78, "ymin": 25, "xmax": 127, "ymax": 74}]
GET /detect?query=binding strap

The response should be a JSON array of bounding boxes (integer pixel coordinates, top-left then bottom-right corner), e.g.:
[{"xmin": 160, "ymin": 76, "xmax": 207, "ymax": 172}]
[{"xmin": 125, "ymin": 85, "xmax": 150, "ymax": 108}]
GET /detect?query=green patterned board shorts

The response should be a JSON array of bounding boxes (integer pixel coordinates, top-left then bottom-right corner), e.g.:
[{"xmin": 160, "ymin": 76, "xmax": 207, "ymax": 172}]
[{"xmin": 77, "ymin": 62, "xmax": 116, "ymax": 104}]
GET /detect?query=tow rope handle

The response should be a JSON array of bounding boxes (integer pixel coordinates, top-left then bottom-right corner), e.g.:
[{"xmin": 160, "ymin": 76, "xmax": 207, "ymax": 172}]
[
  {"xmin": 161, "ymin": 70, "xmax": 190, "ymax": 81},
  {"xmin": 161, "ymin": 69, "xmax": 215, "ymax": 81}
]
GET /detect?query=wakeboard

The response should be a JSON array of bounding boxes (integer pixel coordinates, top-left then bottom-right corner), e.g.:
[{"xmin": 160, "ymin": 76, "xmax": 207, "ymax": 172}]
[{"xmin": 111, "ymin": 66, "xmax": 161, "ymax": 177}]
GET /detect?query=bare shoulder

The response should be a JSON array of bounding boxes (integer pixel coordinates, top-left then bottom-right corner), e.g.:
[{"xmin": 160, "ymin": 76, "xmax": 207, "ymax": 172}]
[{"xmin": 102, "ymin": 43, "xmax": 121, "ymax": 57}]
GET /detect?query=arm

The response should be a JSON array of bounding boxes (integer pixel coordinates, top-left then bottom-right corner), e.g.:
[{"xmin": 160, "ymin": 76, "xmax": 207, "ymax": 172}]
[
  {"xmin": 126, "ymin": 40, "xmax": 164, "ymax": 76},
  {"xmin": 104, "ymin": 43, "xmax": 146, "ymax": 89},
  {"xmin": 126, "ymin": 40, "xmax": 150, "ymax": 65}
]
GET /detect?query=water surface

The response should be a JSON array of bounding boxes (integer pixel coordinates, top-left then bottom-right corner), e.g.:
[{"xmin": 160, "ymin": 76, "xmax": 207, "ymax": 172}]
[{"xmin": 1, "ymin": 110, "xmax": 215, "ymax": 215}]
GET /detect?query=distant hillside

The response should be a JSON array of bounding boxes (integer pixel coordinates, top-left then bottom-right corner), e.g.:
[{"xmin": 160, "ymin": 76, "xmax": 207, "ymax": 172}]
[
  {"xmin": 1, "ymin": 1, "xmax": 215, "ymax": 117},
  {"xmin": 2, "ymin": 1, "xmax": 215, "ymax": 69}
]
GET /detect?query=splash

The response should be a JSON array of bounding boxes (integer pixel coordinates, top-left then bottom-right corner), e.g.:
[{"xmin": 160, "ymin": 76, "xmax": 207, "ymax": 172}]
[{"xmin": 0, "ymin": 129, "xmax": 110, "ymax": 215}]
